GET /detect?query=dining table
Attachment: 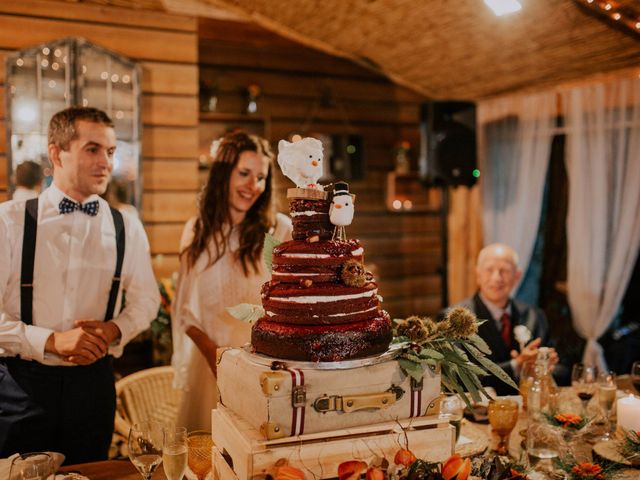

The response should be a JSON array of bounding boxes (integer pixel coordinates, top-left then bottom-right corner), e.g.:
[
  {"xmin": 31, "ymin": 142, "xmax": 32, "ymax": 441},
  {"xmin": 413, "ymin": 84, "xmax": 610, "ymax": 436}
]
[{"xmin": 58, "ymin": 459, "xmax": 168, "ymax": 479}]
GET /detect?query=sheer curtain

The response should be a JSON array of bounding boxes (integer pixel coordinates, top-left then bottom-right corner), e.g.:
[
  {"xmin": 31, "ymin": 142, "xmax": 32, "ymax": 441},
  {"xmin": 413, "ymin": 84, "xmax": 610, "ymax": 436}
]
[
  {"xmin": 562, "ymin": 76, "xmax": 640, "ymax": 371},
  {"xmin": 478, "ymin": 92, "xmax": 557, "ymax": 281}
]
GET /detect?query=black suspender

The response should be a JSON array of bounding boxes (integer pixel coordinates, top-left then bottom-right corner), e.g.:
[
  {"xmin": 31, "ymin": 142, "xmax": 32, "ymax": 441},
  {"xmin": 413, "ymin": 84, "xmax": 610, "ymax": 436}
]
[
  {"xmin": 19, "ymin": 198, "xmax": 126, "ymax": 324},
  {"xmin": 20, "ymin": 199, "xmax": 38, "ymax": 326},
  {"xmin": 104, "ymin": 207, "xmax": 125, "ymax": 321}
]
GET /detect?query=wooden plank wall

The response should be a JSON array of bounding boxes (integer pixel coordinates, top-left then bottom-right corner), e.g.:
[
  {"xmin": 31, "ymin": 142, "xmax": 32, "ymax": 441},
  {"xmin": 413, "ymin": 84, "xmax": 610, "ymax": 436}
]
[
  {"xmin": 199, "ymin": 19, "xmax": 443, "ymax": 317},
  {"xmin": 0, "ymin": 0, "xmax": 200, "ymax": 278}
]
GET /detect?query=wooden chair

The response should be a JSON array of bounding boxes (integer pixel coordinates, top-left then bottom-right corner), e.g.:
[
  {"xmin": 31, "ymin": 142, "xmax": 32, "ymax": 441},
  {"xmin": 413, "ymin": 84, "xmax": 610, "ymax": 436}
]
[{"xmin": 111, "ymin": 366, "xmax": 183, "ymax": 458}]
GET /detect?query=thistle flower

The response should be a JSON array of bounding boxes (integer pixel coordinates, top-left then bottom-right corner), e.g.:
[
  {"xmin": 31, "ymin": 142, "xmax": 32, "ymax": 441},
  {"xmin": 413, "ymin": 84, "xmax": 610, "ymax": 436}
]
[
  {"xmin": 395, "ymin": 316, "xmax": 436, "ymax": 342},
  {"xmin": 444, "ymin": 307, "xmax": 478, "ymax": 338}
]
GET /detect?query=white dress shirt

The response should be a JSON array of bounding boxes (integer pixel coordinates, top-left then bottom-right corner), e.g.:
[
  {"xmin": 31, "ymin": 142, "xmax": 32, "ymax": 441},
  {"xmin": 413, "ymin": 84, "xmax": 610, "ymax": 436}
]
[
  {"xmin": 0, "ymin": 183, "xmax": 160, "ymax": 366},
  {"xmin": 11, "ymin": 187, "xmax": 39, "ymax": 201}
]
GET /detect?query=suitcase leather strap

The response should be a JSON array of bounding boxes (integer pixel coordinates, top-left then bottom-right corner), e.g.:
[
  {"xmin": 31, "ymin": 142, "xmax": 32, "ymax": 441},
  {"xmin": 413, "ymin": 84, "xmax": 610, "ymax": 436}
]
[
  {"xmin": 287, "ymin": 367, "xmax": 305, "ymax": 436},
  {"xmin": 410, "ymin": 377, "xmax": 424, "ymax": 417}
]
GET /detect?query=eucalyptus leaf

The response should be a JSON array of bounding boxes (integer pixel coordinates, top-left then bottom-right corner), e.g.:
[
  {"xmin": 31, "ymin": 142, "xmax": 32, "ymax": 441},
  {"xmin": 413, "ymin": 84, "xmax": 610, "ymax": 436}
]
[
  {"xmin": 226, "ymin": 303, "xmax": 265, "ymax": 323},
  {"xmin": 397, "ymin": 358, "xmax": 425, "ymax": 382},
  {"xmin": 417, "ymin": 348, "xmax": 444, "ymax": 360},
  {"xmin": 457, "ymin": 368, "xmax": 483, "ymax": 403},
  {"xmin": 262, "ymin": 233, "xmax": 282, "ymax": 272},
  {"xmin": 464, "ymin": 343, "xmax": 518, "ymax": 390},
  {"xmin": 468, "ymin": 334, "xmax": 492, "ymax": 355}
]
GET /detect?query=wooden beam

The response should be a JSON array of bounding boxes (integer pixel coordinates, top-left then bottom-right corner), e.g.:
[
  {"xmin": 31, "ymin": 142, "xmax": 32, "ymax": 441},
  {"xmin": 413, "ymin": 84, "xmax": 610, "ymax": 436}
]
[
  {"xmin": 143, "ymin": 126, "xmax": 198, "ymax": 159},
  {"xmin": 146, "ymin": 222, "xmax": 185, "ymax": 254},
  {"xmin": 141, "ymin": 62, "xmax": 198, "ymax": 95},
  {"xmin": 142, "ymin": 191, "xmax": 197, "ymax": 222},
  {"xmin": 142, "ymin": 94, "xmax": 199, "ymax": 127},
  {"xmin": 142, "ymin": 159, "xmax": 200, "ymax": 191}
]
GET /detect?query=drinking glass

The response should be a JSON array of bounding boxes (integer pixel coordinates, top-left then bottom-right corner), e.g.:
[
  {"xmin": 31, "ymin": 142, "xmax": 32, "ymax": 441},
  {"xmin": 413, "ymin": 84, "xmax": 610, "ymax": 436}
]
[
  {"xmin": 488, "ymin": 398, "xmax": 519, "ymax": 455},
  {"xmin": 9, "ymin": 452, "xmax": 53, "ymax": 480},
  {"xmin": 440, "ymin": 393, "xmax": 464, "ymax": 443},
  {"xmin": 128, "ymin": 421, "xmax": 163, "ymax": 480},
  {"xmin": 571, "ymin": 363, "xmax": 598, "ymax": 415},
  {"xmin": 631, "ymin": 361, "xmax": 640, "ymax": 395},
  {"xmin": 163, "ymin": 426, "xmax": 188, "ymax": 480},
  {"xmin": 187, "ymin": 430, "xmax": 213, "ymax": 480},
  {"xmin": 519, "ymin": 361, "xmax": 536, "ymax": 411},
  {"xmin": 596, "ymin": 370, "xmax": 617, "ymax": 442}
]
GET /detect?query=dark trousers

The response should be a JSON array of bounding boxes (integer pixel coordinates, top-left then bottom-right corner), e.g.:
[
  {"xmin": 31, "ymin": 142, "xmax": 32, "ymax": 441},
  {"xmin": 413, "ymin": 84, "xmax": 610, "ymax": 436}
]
[{"xmin": 2, "ymin": 356, "xmax": 116, "ymax": 465}]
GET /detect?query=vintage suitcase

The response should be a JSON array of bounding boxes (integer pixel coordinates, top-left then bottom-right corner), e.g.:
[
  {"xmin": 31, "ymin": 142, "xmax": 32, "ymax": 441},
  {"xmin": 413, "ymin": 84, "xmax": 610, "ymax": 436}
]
[
  {"xmin": 212, "ymin": 404, "xmax": 454, "ymax": 480},
  {"xmin": 216, "ymin": 347, "xmax": 441, "ymax": 440}
]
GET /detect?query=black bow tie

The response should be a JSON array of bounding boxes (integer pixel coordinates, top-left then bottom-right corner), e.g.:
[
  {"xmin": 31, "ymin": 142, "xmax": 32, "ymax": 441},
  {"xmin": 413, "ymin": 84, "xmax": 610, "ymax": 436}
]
[{"xmin": 59, "ymin": 197, "xmax": 100, "ymax": 216}]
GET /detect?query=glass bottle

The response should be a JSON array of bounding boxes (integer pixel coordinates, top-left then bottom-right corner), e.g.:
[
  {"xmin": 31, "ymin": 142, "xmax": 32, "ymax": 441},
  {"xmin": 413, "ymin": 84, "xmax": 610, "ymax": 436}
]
[{"xmin": 526, "ymin": 348, "xmax": 561, "ymax": 472}]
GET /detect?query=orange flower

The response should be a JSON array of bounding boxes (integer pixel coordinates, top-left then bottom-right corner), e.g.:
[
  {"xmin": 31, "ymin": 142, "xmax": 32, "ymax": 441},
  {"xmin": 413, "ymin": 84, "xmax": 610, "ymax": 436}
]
[
  {"xmin": 393, "ymin": 448, "xmax": 417, "ymax": 467},
  {"xmin": 442, "ymin": 454, "xmax": 471, "ymax": 480},
  {"xmin": 571, "ymin": 462, "xmax": 604, "ymax": 479},
  {"xmin": 554, "ymin": 413, "xmax": 583, "ymax": 427},
  {"xmin": 275, "ymin": 465, "xmax": 305, "ymax": 480},
  {"xmin": 337, "ymin": 460, "xmax": 368, "ymax": 480}
]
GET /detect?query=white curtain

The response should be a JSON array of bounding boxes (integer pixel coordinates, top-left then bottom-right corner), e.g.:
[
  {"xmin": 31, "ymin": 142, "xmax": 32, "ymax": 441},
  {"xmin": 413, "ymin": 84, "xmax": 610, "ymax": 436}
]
[
  {"xmin": 478, "ymin": 92, "xmax": 557, "ymax": 280},
  {"xmin": 562, "ymin": 76, "xmax": 640, "ymax": 371}
]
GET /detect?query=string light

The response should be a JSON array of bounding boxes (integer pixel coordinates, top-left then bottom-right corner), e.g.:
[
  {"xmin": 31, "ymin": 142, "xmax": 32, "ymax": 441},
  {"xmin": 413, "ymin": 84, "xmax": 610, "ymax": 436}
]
[{"xmin": 575, "ymin": 0, "xmax": 640, "ymax": 36}]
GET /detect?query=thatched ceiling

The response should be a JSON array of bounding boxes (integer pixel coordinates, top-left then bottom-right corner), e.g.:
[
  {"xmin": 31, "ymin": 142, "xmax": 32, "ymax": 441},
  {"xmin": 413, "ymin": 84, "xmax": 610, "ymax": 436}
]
[{"xmin": 64, "ymin": 0, "xmax": 640, "ymax": 99}]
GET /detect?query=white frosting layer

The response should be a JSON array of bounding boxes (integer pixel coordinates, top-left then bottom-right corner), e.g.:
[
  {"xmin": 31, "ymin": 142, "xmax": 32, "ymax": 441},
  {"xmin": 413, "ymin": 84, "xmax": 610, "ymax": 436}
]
[
  {"xmin": 290, "ymin": 211, "xmax": 326, "ymax": 217},
  {"xmin": 265, "ymin": 306, "xmax": 377, "ymax": 318},
  {"xmin": 271, "ymin": 289, "xmax": 376, "ymax": 304},
  {"xmin": 282, "ymin": 248, "xmax": 363, "ymax": 259},
  {"xmin": 272, "ymin": 272, "xmax": 320, "ymax": 277},
  {"xmin": 351, "ymin": 248, "xmax": 364, "ymax": 256}
]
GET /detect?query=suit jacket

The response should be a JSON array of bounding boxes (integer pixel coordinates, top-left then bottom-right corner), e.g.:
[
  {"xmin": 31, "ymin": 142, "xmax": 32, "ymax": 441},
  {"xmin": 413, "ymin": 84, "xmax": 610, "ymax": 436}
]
[{"xmin": 457, "ymin": 292, "xmax": 551, "ymax": 395}]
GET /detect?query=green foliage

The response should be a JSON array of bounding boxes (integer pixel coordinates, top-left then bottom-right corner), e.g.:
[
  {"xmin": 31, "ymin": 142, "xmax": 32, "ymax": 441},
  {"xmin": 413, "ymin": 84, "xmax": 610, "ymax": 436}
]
[
  {"xmin": 393, "ymin": 308, "xmax": 516, "ymax": 408},
  {"xmin": 263, "ymin": 233, "xmax": 282, "ymax": 272}
]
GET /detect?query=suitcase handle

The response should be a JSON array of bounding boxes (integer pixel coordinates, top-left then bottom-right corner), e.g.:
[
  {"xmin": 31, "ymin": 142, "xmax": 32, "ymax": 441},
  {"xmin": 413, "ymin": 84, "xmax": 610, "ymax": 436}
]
[{"xmin": 313, "ymin": 386, "xmax": 404, "ymax": 413}]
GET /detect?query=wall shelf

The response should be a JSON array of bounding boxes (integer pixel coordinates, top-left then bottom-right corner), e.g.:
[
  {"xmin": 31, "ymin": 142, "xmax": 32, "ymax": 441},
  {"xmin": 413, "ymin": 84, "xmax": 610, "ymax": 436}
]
[{"xmin": 385, "ymin": 172, "xmax": 442, "ymax": 213}]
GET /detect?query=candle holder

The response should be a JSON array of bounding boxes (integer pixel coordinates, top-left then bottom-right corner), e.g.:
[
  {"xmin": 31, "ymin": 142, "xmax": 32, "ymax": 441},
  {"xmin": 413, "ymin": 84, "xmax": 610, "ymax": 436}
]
[{"xmin": 488, "ymin": 398, "xmax": 519, "ymax": 455}]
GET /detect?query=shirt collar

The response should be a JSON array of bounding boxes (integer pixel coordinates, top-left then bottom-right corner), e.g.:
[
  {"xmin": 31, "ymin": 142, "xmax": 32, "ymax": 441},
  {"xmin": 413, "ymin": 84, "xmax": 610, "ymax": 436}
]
[
  {"xmin": 479, "ymin": 292, "xmax": 512, "ymax": 323},
  {"xmin": 44, "ymin": 182, "xmax": 100, "ymax": 207}
]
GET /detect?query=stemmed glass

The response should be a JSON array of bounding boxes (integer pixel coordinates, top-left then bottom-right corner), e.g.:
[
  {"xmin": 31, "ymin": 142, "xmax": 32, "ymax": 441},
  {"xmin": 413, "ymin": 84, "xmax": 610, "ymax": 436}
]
[
  {"xmin": 631, "ymin": 361, "xmax": 640, "ymax": 396},
  {"xmin": 163, "ymin": 426, "xmax": 188, "ymax": 480},
  {"xmin": 488, "ymin": 398, "xmax": 519, "ymax": 456},
  {"xmin": 440, "ymin": 393, "xmax": 464, "ymax": 443},
  {"xmin": 571, "ymin": 363, "xmax": 598, "ymax": 415},
  {"xmin": 187, "ymin": 430, "xmax": 214, "ymax": 480},
  {"xmin": 9, "ymin": 452, "xmax": 53, "ymax": 480},
  {"xmin": 596, "ymin": 370, "xmax": 617, "ymax": 442},
  {"xmin": 128, "ymin": 421, "xmax": 164, "ymax": 480}
]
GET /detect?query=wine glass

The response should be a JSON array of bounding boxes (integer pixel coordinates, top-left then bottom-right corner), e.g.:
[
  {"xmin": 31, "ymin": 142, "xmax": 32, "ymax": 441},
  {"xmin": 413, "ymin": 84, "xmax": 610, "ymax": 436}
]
[
  {"xmin": 488, "ymin": 398, "xmax": 519, "ymax": 456},
  {"xmin": 187, "ymin": 430, "xmax": 213, "ymax": 480},
  {"xmin": 440, "ymin": 393, "xmax": 464, "ymax": 443},
  {"xmin": 9, "ymin": 452, "xmax": 53, "ymax": 480},
  {"xmin": 128, "ymin": 421, "xmax": 164, "ymax": 480},
  {"xmin": 571, "ymin": 363, "xmax": 598, "ymax": 415},
  {"xmin": 596, "ymin": 370, "xmax": 617, "ymax": 442},
  {"xmin": 163, "ymin": 426, "xmax": 188, "ymax": 480},
  {"xmin": 631, "ymin": 361, "xmax": 640, "ymax": 395}
]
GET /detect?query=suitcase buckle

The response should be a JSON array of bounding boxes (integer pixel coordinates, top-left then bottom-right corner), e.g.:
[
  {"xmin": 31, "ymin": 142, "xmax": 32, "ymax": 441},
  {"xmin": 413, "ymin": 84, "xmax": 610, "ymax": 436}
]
[
  {"xmin": 313, "ymin": 395, "xmax": 337, "ymax": 412},
  {"xmin": 292, "ymin": 385, "xmax": 306, "ymax": 408}
]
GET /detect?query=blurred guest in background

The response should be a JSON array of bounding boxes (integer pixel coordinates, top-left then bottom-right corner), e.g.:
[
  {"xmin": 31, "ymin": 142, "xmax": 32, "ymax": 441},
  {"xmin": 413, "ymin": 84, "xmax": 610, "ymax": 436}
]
[
  {"xmin": 454, "ymin": 243, "xmax": 568, "ymax": 394},
  {"xmin": 172, "ymin": 131, "xmax": 292, "ymax": 431},
  {"xmin": 11, "ymin": 160, "xmax": 43, "ymax": 201}
]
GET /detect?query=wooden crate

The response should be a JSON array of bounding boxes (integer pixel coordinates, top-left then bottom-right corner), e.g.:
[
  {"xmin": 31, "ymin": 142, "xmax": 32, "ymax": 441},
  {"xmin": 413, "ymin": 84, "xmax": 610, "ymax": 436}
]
[{"xmin": 212, "ymin": 404, "xmax": 454, "ymax": 480}]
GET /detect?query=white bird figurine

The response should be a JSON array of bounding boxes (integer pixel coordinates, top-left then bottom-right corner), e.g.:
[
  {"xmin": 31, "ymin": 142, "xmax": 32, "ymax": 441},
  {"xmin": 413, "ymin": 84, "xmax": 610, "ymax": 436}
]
[
  {"xmin": 330, "ymin": 182, "xmax": 354, "ymax": 240},
  {"xmin": 277, "ymin": 137, "xmax": 324, "ymax": 188}
]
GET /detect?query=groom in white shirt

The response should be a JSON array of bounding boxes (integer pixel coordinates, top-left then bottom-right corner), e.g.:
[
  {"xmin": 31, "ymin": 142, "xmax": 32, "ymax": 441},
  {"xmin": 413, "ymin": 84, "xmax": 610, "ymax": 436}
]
[{"xmin": 0, "ymin": 107, "xmax": 159, "ymax": 464}]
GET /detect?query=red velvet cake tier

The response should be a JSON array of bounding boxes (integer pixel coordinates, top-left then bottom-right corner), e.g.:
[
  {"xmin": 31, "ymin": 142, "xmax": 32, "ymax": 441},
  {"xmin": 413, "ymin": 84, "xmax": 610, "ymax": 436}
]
[
  {"xmin": 290, "ymin": 198, "xmax": 333, "ymax": 241},
  {"xmin": 251, "ymin": 313, "xmax": 392, "ymax": 362},
  {"xmin": 261, "ymin": 281, "xmax": 380, "ymax": 325},
  {"xmin": 271, "ymin": 239, "xmax": 364, "ymax": 283}
]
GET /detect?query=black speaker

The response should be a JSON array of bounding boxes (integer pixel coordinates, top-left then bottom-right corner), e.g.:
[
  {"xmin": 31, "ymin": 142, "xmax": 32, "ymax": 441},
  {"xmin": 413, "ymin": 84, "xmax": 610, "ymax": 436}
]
[{"xmin": 419, "ymin": 101, "xmax": 478, "ymax": 187}]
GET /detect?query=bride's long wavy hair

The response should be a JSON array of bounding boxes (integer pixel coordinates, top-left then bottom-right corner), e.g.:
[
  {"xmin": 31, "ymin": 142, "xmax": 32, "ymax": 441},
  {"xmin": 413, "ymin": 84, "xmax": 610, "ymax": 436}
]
[{"xmin": 183, "ymin": 131, "xmax": 275, "ymax": 276}]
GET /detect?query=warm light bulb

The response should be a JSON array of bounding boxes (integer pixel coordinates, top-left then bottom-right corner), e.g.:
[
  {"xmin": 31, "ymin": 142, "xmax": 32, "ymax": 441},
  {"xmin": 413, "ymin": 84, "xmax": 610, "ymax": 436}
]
[
  {"xmin": 604, "ymin": 3, "xmax": 612, "ymax": 10},
  {"xmin": 484, "ymin": 0, "xmax": 522, "ymax": 16},
  {"xmin": 612, "ymin": 12, "xmax": 621, "ymax": 20},
  {"xmin": 392, "ymin": 199, "xmax": 402, "ymax": 210}
]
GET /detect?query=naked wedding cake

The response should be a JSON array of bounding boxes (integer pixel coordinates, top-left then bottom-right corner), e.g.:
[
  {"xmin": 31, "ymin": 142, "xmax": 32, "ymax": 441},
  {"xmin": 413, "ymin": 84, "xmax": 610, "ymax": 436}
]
[{"xmin": 251, "ymin": 137, "xmax": 392, "ymax": 361}]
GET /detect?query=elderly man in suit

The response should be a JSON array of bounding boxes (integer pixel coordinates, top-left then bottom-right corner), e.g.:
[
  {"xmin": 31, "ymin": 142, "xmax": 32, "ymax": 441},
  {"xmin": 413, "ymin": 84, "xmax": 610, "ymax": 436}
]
[{"xmin": 456, "ymin": 243, "xmax": 563, "ymax": 395}]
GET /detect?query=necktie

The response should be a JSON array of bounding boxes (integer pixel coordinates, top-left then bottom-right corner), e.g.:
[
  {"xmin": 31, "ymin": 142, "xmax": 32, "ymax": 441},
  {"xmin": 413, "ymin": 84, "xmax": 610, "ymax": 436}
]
[
  {"xmin": 59, "ymin": 197, "xmax": 100, "ymax": 216},
  {"xmin": 500, "ymin": 312, "xmax": 511, "ymax": 347}
]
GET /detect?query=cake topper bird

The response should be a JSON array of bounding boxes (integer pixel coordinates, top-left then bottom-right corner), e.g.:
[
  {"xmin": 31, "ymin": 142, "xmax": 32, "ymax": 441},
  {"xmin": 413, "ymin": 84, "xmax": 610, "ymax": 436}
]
[
  {"xmin": 330, "ymin": 181, "xmax": 354, "ymax": 240},
  {"xmin": 277, "ymin": 137, "xmax": 324, "ymax": 189}
]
